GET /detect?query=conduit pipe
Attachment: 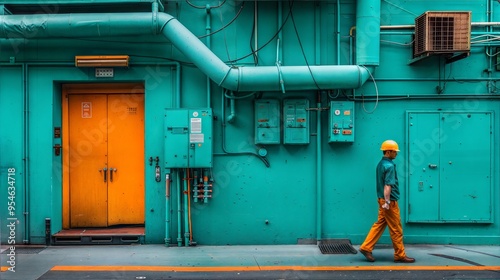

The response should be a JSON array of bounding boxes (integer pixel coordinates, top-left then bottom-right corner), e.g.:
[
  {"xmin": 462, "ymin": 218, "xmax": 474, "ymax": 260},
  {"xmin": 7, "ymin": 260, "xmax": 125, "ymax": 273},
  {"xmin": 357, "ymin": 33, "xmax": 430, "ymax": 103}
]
[
  {"xmin": 0, "ymin": 0, "xmax": 379, "ymax": 91},
  {"xmin": 165, "ymin": 172, "xmax": 171, "ymax": 246},
  {"xmin": 205, "ymin": 5, "xmax": 212, "ymax": 106}
]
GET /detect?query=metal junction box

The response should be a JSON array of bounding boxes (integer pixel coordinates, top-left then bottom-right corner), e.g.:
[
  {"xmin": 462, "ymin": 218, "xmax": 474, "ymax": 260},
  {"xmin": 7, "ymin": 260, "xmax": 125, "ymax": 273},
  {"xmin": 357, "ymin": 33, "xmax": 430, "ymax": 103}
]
[
  {"xmin": 164, "ymin": 108, "xmax": 213, "ymax": 168},
  {"xmin": 328, "ymin": 101, "xmax": 354, "ymax": 143},
  {"xmin": 283, "ymin": 99, "xmax": 309, "ymax": 144},
  {"xmin": 255, "ymin": 99, "xmax": 280, "ymax": 145}
]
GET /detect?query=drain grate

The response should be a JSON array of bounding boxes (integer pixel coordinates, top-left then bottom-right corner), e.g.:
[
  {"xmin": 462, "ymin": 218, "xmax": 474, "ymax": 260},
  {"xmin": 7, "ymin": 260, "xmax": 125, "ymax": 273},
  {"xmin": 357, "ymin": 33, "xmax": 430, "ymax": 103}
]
[
  {"xmin": 318, "ymin": 239, "xmax": 357, "ymax": 254},
  {"xmin": 2, "ymin": 247, "xmax": 46, "ymax": 254}
]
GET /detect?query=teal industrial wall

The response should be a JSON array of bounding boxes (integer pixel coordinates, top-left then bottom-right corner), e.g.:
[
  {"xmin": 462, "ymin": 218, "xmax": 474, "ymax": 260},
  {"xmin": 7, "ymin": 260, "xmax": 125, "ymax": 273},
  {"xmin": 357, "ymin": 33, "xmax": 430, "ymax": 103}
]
[{"xmin": 0, "ymin": 0, "xmax": 499, "ymax": 246}]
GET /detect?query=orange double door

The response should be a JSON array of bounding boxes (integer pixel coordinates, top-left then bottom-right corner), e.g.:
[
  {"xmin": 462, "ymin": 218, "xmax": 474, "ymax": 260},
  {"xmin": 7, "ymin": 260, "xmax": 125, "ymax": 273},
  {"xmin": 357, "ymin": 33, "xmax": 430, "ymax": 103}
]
[{"xmin": 62, "ymin": 84, "xmax": 145, "ymax": 228}]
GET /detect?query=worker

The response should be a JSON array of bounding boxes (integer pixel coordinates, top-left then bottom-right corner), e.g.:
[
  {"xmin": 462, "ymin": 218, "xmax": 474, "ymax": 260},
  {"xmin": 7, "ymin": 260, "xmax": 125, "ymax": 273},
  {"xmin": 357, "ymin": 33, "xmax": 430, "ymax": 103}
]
[{"xmin": 359, "ymin": 140, "xmax": 415, "ymax": 263}]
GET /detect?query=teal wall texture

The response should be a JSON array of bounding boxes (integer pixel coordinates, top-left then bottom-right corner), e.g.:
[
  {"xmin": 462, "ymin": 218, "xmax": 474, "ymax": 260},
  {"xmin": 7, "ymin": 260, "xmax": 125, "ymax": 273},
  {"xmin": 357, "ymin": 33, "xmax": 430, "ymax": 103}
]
[{"xmin": 0, "ymin": 0, "xmax": 499, "ymax": 245}]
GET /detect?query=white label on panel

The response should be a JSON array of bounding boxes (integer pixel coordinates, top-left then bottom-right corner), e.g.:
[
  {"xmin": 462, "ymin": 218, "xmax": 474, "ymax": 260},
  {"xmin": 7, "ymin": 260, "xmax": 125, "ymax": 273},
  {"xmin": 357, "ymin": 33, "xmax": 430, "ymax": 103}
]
[
  {"xmin": 191, "ymin": 118, "xmax": 202, "ymax": 133},
  {"xmin": 190, "ymin": 133, "xmax": 204, "ymax": 143}
]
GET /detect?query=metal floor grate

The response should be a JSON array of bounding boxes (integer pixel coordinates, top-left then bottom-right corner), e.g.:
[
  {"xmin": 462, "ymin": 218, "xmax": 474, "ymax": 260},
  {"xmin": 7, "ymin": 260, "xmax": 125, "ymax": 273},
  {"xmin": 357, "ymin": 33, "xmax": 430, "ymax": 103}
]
[
  {"xmin": 318, "ymin": 239, "xmax": 358, "ymax": 254},
  {"xmin": 2, "ymin": 247, "xmax": 46, "ymax": 254}
]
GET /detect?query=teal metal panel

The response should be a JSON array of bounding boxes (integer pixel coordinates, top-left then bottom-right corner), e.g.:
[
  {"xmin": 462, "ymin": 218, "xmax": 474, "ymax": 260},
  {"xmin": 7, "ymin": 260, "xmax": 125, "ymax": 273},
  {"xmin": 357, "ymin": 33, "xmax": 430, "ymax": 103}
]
[
  {"xmin": 407, "ymin": 111, "xmax": 493, "ymax": 223},
  {"xmin": 439, "ymin": 112, "xmax": 492, "ymax": 222},
  {"xmin": 143, "ymin": 66, "xmax": 176, "ymax": 244},
  {"xmin": 283, "ymin": 99, "xmax": 309, "ymax": 145},
  {"xmin": 28, "ymin": 67, "xmax": 56, "ymax": 244},
  {"xmin": 328, "ymin": 101, "xmax": 354, "ymax": 143},
  {"xmin": 255, "ymin": 99, "xmax": 280, "ymax": 145},
  {"xmin": 0, "ymin": 66, "xmax": 25, "ymax": 245},
  {"xmin": 188, "ymin": 109, "xmax": 213, "ymax": 168},
  {"xmin": 408, "ymin": 112, "xmax": 440, "ymax": 222},
  {"xmin": 164, "ymin": 109, "xmax": 189, "ymax": 168}
]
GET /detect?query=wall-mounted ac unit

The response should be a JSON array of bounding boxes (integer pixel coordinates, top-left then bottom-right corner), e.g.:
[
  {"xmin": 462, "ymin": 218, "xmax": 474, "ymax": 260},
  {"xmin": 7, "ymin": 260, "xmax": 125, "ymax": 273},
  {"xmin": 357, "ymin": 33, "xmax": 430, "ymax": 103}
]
[{"xmin": 414, "ymin": 11, "xmax": 471, "ymax": 58}]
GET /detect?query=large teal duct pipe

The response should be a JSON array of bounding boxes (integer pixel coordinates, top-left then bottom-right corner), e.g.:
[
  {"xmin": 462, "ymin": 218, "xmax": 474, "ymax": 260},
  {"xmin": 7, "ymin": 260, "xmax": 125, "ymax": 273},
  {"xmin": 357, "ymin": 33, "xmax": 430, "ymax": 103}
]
[
  {"xmin": 0, "ymin": 1, "xmax": 379, "ymax": 91},
  {"xmin": 356, "ymin": 0, "xmax": 381, "ymax": 66}
]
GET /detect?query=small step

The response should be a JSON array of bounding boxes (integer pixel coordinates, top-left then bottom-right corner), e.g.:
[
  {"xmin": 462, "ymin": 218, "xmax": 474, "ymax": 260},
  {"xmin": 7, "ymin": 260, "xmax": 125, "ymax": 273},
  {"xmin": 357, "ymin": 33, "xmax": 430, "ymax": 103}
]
[
  {"xmin": 52, "ymin": 226, "xmax": 145, "ymax": 245},
  {"xmin": 52, "ymin": 235, "xmax": 143, "ymax": 245}
]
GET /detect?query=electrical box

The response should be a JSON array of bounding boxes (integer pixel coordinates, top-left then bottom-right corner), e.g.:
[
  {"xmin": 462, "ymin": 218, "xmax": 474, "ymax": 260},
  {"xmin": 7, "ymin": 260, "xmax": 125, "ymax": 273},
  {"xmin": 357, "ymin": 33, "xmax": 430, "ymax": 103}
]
[
  {"xmin": 328, "ymin": 101, "xmax": 354, "ymax": 143},
  {"xmin": 164, "ymin": 108, "xmax": 213, "ymax": 168},
  {"xmin": 255, "ymin": 99, "xmax": 280, "ymax": 145},
  {"xmin": 283, "ymin": 99, "xmax": 309, "ymax": 144}
]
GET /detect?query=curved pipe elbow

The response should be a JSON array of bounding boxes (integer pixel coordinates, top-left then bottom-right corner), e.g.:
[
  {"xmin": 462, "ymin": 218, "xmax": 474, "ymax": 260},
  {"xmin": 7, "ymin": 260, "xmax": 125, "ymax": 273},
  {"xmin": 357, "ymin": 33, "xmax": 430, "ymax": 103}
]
[{"xmin": 0, "ymin": 11, "xmax": 376, "ymax": 93}]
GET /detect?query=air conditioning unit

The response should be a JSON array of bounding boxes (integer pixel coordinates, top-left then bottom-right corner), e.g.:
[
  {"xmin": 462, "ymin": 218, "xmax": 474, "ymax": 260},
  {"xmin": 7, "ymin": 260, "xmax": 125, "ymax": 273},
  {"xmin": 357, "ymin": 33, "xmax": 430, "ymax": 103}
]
[{"xmin": 414, "ymin": 11, "xmax": 471, "ymax": 58}]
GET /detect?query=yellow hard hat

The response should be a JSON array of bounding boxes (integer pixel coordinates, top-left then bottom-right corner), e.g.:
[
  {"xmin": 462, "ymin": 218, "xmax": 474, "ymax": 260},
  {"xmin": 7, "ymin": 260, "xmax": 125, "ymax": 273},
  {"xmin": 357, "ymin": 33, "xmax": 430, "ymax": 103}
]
[{"xmin": 380, "ymin": 140, "xmax": 400, "ymax": 151}]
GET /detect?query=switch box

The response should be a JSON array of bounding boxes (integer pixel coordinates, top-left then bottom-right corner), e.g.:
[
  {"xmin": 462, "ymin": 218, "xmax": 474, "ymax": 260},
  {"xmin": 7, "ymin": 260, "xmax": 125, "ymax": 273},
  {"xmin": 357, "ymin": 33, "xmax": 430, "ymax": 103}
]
[
  {"xmin": 255, "ymin": 99, "xmax": 280, "ymax": 144},
  {"xmin": 164, "ymin": 108, "xmax": 213, "ymax": 168},
  {"xmin": 328, "ymin": 101, "xmax": 354, "ymax": 143},
  {"xmin": 283, "ymin": 99, "xmax": 309, "ymax": 144}
]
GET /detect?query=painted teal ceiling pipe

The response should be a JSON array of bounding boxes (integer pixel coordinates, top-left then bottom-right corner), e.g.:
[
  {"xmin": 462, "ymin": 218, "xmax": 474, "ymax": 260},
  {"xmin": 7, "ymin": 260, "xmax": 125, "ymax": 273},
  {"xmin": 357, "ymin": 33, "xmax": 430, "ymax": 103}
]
[{"xmin": 0, "ymin": 0, "xmax": 379, "ymax": 91}]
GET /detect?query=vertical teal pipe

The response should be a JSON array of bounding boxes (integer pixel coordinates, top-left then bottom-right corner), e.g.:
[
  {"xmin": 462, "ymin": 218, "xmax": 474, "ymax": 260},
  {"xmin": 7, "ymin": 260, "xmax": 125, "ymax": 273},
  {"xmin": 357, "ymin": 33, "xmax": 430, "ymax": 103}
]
[
  {"xmin": 183, "ymin": 170, "xmax": 189, "ymax": 246},
  {"xmin": 356, "ymin": 0, "xmax": 381, "ymax": 66},
  {"xmin": 165, "ymin": 170, "xmax": 171, "ymax": 246},
  {"xmin": 206, "ymin": 5, "xmax": 212, "ymax": 107},
  {"xmin": 487, "ymin": 0, "xmax": 493, "ymax": 93},
  {"xmin": 337, "ymin": 0, "xmax": 343, "ymax": 97},
  {"xmin": 23, "ymin": 64, "xmax": 29, "ymax": 243},
  {"xmin": 177, "ymin": 170, "xmax": 182, "ymax": 246},
  {"xmin": 226, "ymin": 91, "xmax": 236, "ymax": 123},
  {"xmin": 316, "ymin": 93, "xmax": 322, "ymax": 243},
  {"xmin": 337, "ymin": 0, "xmax": 341, "ymax": 65},
  {"xmin": 278, "ymin": 1, "xmax": 283, "ymax": 63},
  {"xmin": 315, "ymin": 2, "xmax": 321, "ymax": 64}
]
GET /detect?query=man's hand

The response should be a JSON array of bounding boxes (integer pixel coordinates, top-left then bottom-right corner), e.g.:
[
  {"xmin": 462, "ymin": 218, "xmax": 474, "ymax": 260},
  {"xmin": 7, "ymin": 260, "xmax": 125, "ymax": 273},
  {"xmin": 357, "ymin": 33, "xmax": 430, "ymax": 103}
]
[{"xmin": 382, "ymin": 201, "xmax": 390, "ymax": 210}]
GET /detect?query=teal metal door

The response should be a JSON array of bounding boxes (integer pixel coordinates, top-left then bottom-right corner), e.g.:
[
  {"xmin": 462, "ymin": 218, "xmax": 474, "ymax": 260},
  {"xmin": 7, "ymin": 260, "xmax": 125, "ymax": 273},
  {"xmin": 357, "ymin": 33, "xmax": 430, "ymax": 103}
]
[
  {"xmin": 408, "ymin": 112, "xmax": 440, "ymax": 221},
  {"xmin": 407, "ymin": 112, "xmax": 493, "ymax": 223},
  {"xmin": 439, "ymin": 112, "xmax": 492, "ymax": 221}
]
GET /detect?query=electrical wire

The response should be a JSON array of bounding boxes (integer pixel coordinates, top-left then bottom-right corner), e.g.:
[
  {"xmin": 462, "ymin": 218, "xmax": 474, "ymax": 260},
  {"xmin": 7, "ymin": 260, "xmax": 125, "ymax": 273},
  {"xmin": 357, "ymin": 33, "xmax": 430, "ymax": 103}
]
[
  {"xmin": 186, "ymin": 0, "xmax": 226, "ymax": 9},
  {"xmin": 226, "ymin": 0, "xmax": 295, "ymax": 64},
  {"xmin": 380, "ymin": 39, "xmax": 414, "ymax": 46},
  {"xmin": 289, "ymin": 0, "xmax": 321, "ymax": 90},
  {"xmin": 217, "ymin": 2, "xmax": 234, "ymax": 62},
  {"xmin": 328, "ymin": 90, "xmax": 341, "ymax": 99},
  {"xmin": 250, "ymin": 5, "xmax": 259, "ymax": 65},
  {"xmin": 224, "ymin": 90, "xmax": 257, "ymax": 99},
  {"xmin": 198, "ymin": 2, "xmax": 245, "ymax": 39},
  {"xmin": 128, "ymin": 54, "xmax": 194, "ymax": 67},
  {"xmin": 360, "ymin": 66, "xmax": 379, "ymax": 114}
]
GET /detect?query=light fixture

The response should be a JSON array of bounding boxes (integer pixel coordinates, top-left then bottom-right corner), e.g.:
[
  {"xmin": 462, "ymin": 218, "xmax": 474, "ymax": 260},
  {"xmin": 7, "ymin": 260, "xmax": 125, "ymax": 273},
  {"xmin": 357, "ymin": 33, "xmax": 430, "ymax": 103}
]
[{"xmin": 75, "ymin": 55, "xmax": 129, "ymax": 67}]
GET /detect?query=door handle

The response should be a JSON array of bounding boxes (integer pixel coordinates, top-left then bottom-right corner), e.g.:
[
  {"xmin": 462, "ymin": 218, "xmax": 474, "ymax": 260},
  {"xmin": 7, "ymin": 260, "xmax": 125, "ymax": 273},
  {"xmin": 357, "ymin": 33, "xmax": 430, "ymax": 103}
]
[
  {"xmin": 99, "ymin": 168, "xmax": 108, "ymax": 183},
  {"xmin": 53, "ymin": 144, "xmax": 62, "ymax": 156},
  {"xmin": 110, "ymin": 168, "xmax": 117, "ymax": 182},
  {"xmin": 428, "ymin": 164, "xmax": 438, "ymax": 169}
]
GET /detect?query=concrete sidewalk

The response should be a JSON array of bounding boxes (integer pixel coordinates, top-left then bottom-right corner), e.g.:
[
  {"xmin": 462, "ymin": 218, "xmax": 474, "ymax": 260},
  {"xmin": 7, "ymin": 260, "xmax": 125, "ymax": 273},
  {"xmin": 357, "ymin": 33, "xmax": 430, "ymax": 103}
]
[{"xmin": 1, "ymin": 244, "xmax": 499, "ymax": 279}]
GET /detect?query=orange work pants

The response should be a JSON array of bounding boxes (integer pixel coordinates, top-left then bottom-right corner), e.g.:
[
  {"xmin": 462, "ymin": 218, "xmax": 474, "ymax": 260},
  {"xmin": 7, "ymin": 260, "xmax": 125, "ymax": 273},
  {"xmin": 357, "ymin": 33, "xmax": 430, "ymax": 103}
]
[{"xmin": 359, "ymin": 198, "xmax": 406, "ymax": 260}]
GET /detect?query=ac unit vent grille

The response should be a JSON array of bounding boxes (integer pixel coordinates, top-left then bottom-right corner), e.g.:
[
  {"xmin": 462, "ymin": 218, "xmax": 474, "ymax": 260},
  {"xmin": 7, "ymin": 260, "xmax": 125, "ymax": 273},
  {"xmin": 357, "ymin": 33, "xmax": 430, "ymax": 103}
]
[{"xmin": 414, "ymin": 12, "xmax": 471, "ymax": 57}]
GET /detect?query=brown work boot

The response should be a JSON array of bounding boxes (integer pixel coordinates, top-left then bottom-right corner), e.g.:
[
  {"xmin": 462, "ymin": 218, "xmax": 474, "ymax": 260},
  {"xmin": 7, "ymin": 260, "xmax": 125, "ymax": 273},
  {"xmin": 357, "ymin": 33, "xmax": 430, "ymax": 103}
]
[
  {"xmin": 394, "ymin": 256, "xmax": 416, "ymax": 263},
  {"xmin": 359, "ymin": 249, "xmax": 375, "ymax": 262}
]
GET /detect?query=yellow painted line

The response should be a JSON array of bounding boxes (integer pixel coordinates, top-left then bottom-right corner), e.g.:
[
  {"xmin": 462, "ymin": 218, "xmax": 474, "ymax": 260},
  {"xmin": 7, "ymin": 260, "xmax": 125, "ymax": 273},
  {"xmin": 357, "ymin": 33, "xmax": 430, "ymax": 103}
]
[{"xmin": 51, "ymin": 265, "xmax": 500, "ymax": 272}]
